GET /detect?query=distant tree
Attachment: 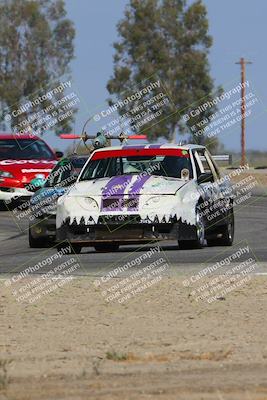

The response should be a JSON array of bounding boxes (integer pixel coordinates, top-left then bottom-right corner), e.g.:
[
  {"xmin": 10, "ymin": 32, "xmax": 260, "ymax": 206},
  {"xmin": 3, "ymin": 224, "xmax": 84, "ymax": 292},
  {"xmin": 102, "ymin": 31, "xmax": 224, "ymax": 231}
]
[
  {"xmin": 0, "ymin": 0, "xmax": 75, "ymax": 135},
  {"xmin": 107, "ymin": 0, "xmax": 221, "ymax": 150}
]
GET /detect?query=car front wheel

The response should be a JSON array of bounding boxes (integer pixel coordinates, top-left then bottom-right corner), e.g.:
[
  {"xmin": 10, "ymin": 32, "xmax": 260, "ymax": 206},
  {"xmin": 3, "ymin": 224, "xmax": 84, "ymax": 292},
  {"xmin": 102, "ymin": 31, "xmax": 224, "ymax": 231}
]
[
  {"xmin": 207, "ymin": 210, "xmax": 234, "ymax": 247},
  {"xmin": 29, "ymin": 229, "xmax": 49, "ymax": 248},
  {"xmin": 178, "ymin": 206, "xmax": 205, "ymax": 250},
  {"xmin": 0, "ymin": 201, "xmax": 8, "ymax": 211}
]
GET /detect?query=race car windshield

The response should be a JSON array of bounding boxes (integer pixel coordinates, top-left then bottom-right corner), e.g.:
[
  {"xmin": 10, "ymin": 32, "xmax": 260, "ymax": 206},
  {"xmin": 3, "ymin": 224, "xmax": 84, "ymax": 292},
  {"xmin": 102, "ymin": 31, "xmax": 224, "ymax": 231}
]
[
  {"xmin": 80, "ymin": 149, "xmax": 193, "ymax": 181},
  {"xmin": 0, "ymin": 139, "xmax": 55, "ymax": 160},
  {"xmin": 45, "ymin": 158, "xmax": 87, "ymax": 187}
]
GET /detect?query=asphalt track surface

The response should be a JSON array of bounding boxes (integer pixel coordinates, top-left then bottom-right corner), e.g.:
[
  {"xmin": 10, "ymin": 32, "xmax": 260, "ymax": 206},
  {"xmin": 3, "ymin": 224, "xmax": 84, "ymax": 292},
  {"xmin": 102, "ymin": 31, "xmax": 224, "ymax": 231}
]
[{"xmin": 0, "ymin": 195, "xmax": 266, "ymax": 278}]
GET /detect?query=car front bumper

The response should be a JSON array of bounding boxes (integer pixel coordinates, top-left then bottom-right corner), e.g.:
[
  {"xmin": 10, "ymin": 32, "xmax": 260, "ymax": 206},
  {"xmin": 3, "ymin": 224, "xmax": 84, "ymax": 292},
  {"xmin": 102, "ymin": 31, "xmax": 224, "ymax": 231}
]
[
  {"xmin": 0, "ymin": 187, "xmax": 33, "ymax": 203},
  {"xmin": 30, "ymin": 215, "xmax": 56, "ymax": 240},
  {"xmin": 56, "ymin": 217, "xmax": 197, "ymax": 245}
]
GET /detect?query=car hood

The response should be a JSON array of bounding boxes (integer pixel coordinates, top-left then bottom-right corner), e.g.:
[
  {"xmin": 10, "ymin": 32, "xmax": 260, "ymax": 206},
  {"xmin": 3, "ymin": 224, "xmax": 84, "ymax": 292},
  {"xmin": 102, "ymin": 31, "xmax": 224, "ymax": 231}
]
[
  {"xmin": 0, "ymin": 159, "xmax": 57, "ymax": 183},
  {"xmin": 73, "ymin": 174, "xmax": 189, "ymax": 197},
  {"xmin": 31, "ymin": 186, "xmax": 67, "ymax": 206}
]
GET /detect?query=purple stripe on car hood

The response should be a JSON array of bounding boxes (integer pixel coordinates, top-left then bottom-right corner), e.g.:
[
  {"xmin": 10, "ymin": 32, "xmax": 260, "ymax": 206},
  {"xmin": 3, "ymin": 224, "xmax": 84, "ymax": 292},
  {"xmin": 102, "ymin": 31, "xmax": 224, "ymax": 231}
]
[
  {"xmin": 127, "ymin": 175, "xmax": 151, "ymax": 211},
  {"xmin": 101, "ymin": 175, "xmax": 133, "ymax": 211}
]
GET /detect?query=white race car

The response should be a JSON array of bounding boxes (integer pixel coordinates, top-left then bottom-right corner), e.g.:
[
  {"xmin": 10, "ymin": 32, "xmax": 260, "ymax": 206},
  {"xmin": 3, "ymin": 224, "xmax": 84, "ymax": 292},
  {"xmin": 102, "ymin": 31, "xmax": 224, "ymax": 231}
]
[{"xmin": 56, "ymin": 144, "xmax": 234, "ymax": 254}]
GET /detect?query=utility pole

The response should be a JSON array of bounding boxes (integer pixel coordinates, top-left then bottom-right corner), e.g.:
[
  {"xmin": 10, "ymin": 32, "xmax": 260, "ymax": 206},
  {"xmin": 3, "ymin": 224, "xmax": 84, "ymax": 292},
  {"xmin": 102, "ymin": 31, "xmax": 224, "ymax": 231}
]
[{"xmin": 235, "ymin": 57, "xmax": 252, "ymax": 166}]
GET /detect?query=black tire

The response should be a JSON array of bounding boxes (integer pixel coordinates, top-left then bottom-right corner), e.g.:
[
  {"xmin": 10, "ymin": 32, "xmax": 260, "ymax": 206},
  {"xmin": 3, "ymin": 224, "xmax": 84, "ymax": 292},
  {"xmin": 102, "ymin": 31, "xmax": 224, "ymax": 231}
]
[
  {"xmin": 207, "ymin": 211, "xmax": 234, "ymax": 247},
  {"xmin": 178, "ymin": 240, "xmax": 200, "ymax": 250},
  {"xmin": 29, "ymin": 229, "xmax": 48, "ymax": 248},
  {"xmin": 94, "ymin": 243, "xmax": 120, "ymax": 252},
  {"xmin": 0, "ymin": 201, "xmax": 8, "ymax": 211},
  {"xmin": 56, "ymin": 242, "xmax": 82, "ymax": 254},
  {"xmin": 178, "ymin": 206, "xmax": 205, "ymax": 250}
]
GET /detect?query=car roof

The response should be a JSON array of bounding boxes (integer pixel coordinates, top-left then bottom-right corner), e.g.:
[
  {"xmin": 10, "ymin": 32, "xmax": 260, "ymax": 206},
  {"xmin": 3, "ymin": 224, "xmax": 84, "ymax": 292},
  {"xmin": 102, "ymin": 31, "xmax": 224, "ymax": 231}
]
[
  {"xmin": 0, "ymin": 133, "xmax": 41, "ymax": 140},
  {"xmin": 92, "ymin": 143, "xmax": 205, "ymax": 153}
]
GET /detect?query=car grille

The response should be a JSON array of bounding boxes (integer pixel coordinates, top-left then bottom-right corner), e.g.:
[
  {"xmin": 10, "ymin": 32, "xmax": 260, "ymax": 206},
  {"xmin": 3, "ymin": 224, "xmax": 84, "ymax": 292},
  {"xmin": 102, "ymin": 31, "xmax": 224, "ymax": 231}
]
[
  {"xmin": 98, "ymin": 214, "xmax": 141, "ymax": 224},
  {"xmin": 102, "ymin": 197, "xmax": 138, "ymax": 210},
  {"xmin": 123, "ymin": 197, "xmax": 138, "ymax": 209},
  {"xmin": 102, "ymin": 197, "xmax": 120, "ymax": 210}
]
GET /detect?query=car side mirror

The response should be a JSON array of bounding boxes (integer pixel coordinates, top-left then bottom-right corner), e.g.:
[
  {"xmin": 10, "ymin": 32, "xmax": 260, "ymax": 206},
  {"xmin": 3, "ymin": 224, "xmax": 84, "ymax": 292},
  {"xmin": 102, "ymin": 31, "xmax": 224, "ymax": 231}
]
[
  {"xmin": 197, "ymin": 172, "xmax": 214, "ymax": 184},
  {"xmin": 55, "ymin": 151, "xmax": 64, "ymax": 159}
]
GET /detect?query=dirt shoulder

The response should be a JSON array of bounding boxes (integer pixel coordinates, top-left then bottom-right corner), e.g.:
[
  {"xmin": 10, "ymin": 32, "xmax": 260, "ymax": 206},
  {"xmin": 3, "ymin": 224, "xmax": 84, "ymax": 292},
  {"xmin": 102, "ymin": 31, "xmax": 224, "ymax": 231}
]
[{"xmin": 1, "ymin": 275, "xmax": 267, "ymax": 400}]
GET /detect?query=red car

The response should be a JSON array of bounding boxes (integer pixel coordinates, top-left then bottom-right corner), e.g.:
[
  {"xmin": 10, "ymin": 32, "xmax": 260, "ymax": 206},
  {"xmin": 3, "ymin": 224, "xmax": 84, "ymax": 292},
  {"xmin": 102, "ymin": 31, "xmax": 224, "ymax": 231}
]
[{"xmin": 0, "ymin": 134, "xmax": 62, "ymax": 208}]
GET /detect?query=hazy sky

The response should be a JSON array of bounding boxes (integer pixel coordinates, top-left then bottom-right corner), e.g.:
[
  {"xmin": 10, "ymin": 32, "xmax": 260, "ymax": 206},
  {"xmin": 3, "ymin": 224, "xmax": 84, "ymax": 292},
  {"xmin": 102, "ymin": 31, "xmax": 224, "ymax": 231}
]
[{"xmin": 46, "ymin": 0, "xmax": 267, "ymax": 152}]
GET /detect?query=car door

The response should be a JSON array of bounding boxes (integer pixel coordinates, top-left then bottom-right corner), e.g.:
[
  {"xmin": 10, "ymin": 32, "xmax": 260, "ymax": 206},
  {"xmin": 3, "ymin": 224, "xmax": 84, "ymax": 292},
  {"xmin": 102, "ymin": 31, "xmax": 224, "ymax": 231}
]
[
  {"xmin": 192, "ymin": 149, "xmax": 223, "ymax": 229},
  {"xmin": 205, "ymin": 150, "xmax": 234, "ymax": 224}
]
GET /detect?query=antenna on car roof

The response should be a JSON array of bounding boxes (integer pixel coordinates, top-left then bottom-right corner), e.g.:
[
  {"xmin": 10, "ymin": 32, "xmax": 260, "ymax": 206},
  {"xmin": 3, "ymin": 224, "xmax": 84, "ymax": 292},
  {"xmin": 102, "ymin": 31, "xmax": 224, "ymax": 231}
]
[{"xmin": 59, "ymin": 114, "xmax": 147, "ymax": 154}]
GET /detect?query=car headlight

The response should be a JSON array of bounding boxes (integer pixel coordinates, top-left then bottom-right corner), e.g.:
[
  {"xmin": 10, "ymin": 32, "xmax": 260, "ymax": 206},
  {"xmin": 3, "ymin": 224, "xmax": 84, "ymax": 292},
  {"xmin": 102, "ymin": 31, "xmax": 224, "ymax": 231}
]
[
  {"xmin": 143, "ymin": 195, "xmax": 177, "ymax": 211},
  {"xmin": 0, "ymin": 170, "xmax": 14, "ymax": 178},
  {"xmin": 76, "ymin": 196, "xmax": 99, "ymax": 211},
  {"xmin": 144, "ymin": 196, "xmax": 163, "ymax": 207}
]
